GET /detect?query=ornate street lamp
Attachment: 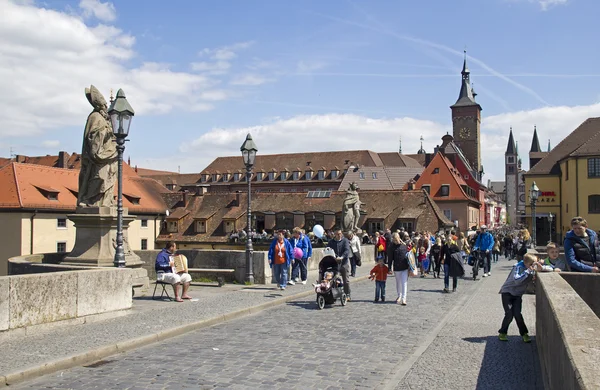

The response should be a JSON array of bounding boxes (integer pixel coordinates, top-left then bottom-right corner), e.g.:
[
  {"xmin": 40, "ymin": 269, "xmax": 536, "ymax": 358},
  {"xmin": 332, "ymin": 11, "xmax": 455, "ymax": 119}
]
[
  {"xmin": 529, "ymin": 181, "xmax": 540, "ymax": 248},
  {"xmin": 240, "ymin": 133, "xmax": 257, "ymax": 284},
  {"xmin": 108, "ymin": 89, "xmax": 135, "ymax": 268},
  {"xmin": 548, "ymin": 212, "xmax": 554, "ymax": 243}
]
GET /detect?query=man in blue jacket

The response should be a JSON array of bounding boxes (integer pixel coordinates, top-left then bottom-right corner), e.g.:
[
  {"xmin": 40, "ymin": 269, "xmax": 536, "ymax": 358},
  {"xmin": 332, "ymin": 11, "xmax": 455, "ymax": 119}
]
[
  {"xmin": 155, "ymin": 242, "xmax": 192, "ymax": 302},
  {"xmin": 564, "ymin": 216, "xmax": 599, "ymax": 272},
  {"xmin": 474, "ymin": 225, "xmax": 494, "ymax": 277},
  {"xmin": 289, "ymin": 227, "xmax": 312, "ymax": 285}
]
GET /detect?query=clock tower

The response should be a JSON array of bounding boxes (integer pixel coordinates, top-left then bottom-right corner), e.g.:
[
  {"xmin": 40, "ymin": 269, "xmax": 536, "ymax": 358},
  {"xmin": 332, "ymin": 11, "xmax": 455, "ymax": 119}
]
[{"xmin": 451, "ymin": 51, "xmax": 483, "ymax": 179}]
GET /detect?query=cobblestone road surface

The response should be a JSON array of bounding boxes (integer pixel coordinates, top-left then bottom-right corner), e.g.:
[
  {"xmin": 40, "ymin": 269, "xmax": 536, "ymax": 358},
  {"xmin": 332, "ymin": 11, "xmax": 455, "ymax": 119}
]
[
  {"xmin": 14, "ymin": 274, "xmax": 481, "ymax": 390},
  {"xmin": 396, "ymin": 260, "xmax": 544, "ymax": 390}
]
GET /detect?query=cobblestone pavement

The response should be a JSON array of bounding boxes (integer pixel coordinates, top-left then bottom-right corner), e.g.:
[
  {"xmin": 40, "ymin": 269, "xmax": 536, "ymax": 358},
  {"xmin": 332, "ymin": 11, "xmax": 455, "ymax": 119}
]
[
  {"xmin": 396, "ymin": 258, "xmax": 544, "ymax": 390},
  {"xmin": 1, "ymin": 264, "xmax": 373, "ymax": 377},
  {"xmin": 14, "ymin": 272, "xmax": 484, "ymax": 389}
]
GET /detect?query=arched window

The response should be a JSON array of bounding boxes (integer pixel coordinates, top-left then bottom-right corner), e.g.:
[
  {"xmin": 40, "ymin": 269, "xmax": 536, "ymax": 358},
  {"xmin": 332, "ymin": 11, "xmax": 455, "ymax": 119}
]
[
  {"xmin": 275, "ymin": 212, "xmax": 294, "ymax": 231},
  {"xmin": 589, "ymin": 195, "xmax": 600, "ymax": 214}
]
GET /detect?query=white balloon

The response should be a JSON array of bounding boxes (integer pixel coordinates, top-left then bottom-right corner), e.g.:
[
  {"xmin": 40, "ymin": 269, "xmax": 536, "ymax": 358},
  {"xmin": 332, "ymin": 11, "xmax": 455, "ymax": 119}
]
[{"xmin": 312, "ymin": 224, "xmax": 324, "ymax": 238}]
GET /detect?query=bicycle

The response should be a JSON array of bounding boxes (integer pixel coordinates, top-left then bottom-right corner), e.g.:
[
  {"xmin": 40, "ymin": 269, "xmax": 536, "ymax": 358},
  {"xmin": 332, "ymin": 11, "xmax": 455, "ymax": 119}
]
[{"xmin": 470, "ymin": 250, "xmax": 485, "ymax": 280}]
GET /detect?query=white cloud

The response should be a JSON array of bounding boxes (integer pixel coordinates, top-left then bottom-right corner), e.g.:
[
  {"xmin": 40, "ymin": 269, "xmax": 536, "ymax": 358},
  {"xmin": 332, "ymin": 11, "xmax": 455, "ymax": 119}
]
[
  {"xmin": 230, "ymin": 74, "xmax": 273, "ymax": 86},
  {"xmin": 171, "ymin": 113, "xmax": 446, "ymax": 173},
  {"xmin": 506, "ymin": 0, "xmax": 569, "ymax": 10},
  {"xmin": 537, "ymin": 0, "xmax": 569, "ymax": 10},
  {"xmin": 296, "ymin": 60, "xmax": 327, "ymax": 72},
  {"xmin": 0, "ymin": 1, "xmax": 258, "ymax": 137},
  {"xmin": 41, "ymin": 140, "xmax": 60, "ymax": 148},
  {"xmin": 191, "ymin": 60, "xmax": 231, "ymax": 74},
  {"xmin": 79, "ymin": 0, "xmax": 116, "ymax": 22},
  {"xmin": 157, "ymin": 104, "xmax": 600, "ymax": 180}
]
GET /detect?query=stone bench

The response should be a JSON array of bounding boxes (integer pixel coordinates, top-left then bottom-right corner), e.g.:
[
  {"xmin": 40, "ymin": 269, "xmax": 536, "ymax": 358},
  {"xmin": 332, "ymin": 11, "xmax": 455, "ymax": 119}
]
[{"xmin": 187, "ymin": 268, "xmax": 235, "ymax": 287}]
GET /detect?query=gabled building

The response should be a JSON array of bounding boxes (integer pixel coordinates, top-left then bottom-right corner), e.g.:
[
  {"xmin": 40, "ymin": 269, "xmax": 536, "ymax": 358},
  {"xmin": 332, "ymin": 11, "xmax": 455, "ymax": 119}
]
[
  {"xmin": 524, "ymin": 117, "xmax": 600, "ymax": 243},
  {"xmin": 0, "ymin": 163, "xmax": 170, "ymax": 275},
  {"xmin": 189, "ymin": 150, "xmax": 422, "ymax": 194},
  {"xmin": 156, "ymin": 189, "xmax": 454, "ymax": 247},
  {"xmin": 404, "ymin": 152, "xmax": 480, "ymax": 231}
]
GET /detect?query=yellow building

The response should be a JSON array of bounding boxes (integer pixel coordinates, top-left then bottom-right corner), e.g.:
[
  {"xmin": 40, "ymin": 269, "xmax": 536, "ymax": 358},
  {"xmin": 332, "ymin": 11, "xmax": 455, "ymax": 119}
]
[
  {"xmin": 524, "ymin": 118, "xmax": 600, "ymax": 244},
  {"xmin": 0, "ymin": 163, "xmax": 168, "ymax": 275}
]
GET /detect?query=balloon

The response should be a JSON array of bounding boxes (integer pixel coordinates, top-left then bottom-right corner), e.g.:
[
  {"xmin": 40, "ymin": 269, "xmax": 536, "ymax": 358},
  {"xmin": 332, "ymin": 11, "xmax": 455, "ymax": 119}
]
[
  {"xmin": 312, "ymin": 224, "xmax": 324, "ymax": 238},
  {"xmin": 293, "ymin": 247, "xmax": 304, "ymax": 260}
]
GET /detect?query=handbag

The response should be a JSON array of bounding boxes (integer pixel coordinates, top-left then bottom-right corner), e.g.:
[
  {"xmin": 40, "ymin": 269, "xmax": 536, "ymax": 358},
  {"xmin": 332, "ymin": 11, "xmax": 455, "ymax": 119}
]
[{"xmin": 354, "ymin": 251, "xmax": 362, "ymax": 267}]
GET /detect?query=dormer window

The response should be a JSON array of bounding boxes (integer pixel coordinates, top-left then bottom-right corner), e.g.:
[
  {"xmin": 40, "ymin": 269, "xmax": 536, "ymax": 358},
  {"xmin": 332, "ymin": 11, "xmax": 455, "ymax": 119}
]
[
  {"xmin": 196, "ymin": 220, "xmax": 206, "ymax": 233},
  {"xmin": 234, "ymin": 173, "xmax": 241, "ymax": 181},
  {"xmin": 280, "ymin": 171, "xmax": 288, "ymax": 180},
  {"xmin": 318, "ymin": 170, "xmax": 325, "ymax": 180},
  {"xmin": 331, "ymin": 170, "xmax": 338, "ymax": 179},
  {"xmin": 166, "ymin": 184, "xmax": 176, "ymax": 191},
  {"xmin": 34, "ymin": 185, "xmax": 59, "ymax": 201},
  {"xmin": 257, "ymin": 172, "xmax": 264, "ymax": 180},
  {"xmin": 212, "ymin": 174, "xmax": 218, "ymax": 182},
  {"xmin": 305, "ymin": 171, "xmax": 312, "ymax": 180},
  {"xmin": 223, "ymin": 174, "xmax": 229, "ymax": 182},
  {"xmin": 440, "ymin": 184, "xmax": 450, "ymax": 197},
  {"xmin": 201, "ymin": 174, "xmax": 209, "ymax": 183},
  {"xmin": 167, "ymin": 221, "xmax": 178, "ymax": 233},
  {"xmin": 293, "ymin": 171, "xmax": 300, "ymax": 180},
  {"xmin": 123, "ymin": 193, "xmax": 141, "ymax": 205}
]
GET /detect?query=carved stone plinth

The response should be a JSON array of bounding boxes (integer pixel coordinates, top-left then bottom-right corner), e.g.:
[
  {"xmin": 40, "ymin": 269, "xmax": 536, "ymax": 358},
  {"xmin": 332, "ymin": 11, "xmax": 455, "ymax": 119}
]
[{"xmin": 63, "ymin": 207, "xmax": 142, "ymax": 267}]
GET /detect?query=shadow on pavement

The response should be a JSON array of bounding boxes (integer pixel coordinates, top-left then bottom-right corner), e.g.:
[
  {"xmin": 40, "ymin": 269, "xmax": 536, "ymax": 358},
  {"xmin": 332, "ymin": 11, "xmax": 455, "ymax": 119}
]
[
  {"xmin": 286, "ymin": 301, "xmax": 319, "ymax": 310},
  {"xmin": 463, "ymin": 335, "xmax": 544, "ymax": 390},
  {"xmin": 411, "ymin": 288, "xmax": 445, "ymax": 294}
]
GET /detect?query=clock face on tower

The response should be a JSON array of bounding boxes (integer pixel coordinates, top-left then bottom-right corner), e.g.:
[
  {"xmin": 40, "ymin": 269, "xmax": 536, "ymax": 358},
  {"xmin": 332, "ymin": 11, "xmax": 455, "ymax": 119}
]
[{"xmin": 459, "ymin": 127, "xmax": 471, "ymax": 139}]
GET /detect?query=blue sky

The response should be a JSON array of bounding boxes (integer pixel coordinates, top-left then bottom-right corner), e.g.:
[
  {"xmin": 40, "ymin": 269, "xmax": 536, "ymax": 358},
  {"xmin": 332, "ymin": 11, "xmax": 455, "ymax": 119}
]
[{"xmin": 1, "ymin": 0, "xmax": 599, "ymax": 181}]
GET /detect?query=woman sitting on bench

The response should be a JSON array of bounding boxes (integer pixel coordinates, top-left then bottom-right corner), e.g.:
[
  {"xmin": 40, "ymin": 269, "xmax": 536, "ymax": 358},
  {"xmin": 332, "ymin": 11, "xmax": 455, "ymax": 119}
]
[{"xmin": 155, "ymin": 242, "xmax": 192, "ymax": 302}]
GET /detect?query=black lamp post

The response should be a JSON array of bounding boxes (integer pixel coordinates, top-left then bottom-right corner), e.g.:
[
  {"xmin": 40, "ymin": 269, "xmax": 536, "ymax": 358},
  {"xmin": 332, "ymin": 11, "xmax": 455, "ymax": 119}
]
[
  {"xmin": 108, "ymin": 89, "xmax": 135, "ymax": 268},
  {"xmin": 548, "ymin": 212, "xmax": 554, "ymax": 243},
  {"xmin": 529, "ymin": 181, "xmax": 539, "ymax": 249},
  {"xmin": 240, "ymin": 133, "xmax": 257, "ymax": 284}
]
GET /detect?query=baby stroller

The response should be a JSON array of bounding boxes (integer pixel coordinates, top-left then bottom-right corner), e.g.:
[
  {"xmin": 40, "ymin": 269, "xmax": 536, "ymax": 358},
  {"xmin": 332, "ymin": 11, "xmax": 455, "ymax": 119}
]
[{"xmin": 314, "ymin": 248, "xmax": 348, "ymax": 309}]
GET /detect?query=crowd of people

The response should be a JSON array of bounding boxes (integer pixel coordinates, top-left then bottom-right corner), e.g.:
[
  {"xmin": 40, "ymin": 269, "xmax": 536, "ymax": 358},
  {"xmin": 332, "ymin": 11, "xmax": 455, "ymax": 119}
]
[{"xmin": 157, "ymin": 215, "xmax": 598, "ymax": 342}]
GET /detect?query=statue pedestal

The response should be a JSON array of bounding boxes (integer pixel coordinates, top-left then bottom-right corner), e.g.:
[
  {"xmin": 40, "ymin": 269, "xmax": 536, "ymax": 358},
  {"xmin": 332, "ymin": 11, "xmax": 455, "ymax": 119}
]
[{"xmin": 63, "ymin": 207, "xmax": 142, "ymax": 268}]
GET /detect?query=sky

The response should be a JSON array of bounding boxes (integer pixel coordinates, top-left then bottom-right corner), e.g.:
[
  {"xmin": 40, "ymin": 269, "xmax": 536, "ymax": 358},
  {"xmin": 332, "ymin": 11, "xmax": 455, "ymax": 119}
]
[{"xmin": 1, "ymin": 0, "xmax": 600, "ymax": 181}]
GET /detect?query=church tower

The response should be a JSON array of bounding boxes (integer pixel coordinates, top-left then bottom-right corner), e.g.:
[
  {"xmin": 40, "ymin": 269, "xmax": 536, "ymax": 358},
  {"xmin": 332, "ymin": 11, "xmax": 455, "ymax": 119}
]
[
  {"xmin": 451, "ymin": 50, "xmax": 483, "ymax": 179},
  {"xmin": 505, "ymin": 128, "xmax": 518, "ymax": 225}
]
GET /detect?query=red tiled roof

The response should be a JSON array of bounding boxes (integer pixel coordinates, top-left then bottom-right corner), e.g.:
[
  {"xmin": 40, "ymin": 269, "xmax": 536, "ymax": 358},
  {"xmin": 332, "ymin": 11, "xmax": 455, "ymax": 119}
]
[
  {"xmin": 135, "ymin": 167, "xmax": 179, "ymax": 176},
  {"xmin": 156, "ymin": 189, "xmax": 453, "ymax": 243},
  {"xmin": 201, "ymin": 150, "xmax": 422, "ymax": 175},
  {"xmin": 0, "ymin": 163, "xmax": 169, "ymax": 213},
  {"xmin": 409, "ymin": 153, "xmax": 478, "ymax": 203}
]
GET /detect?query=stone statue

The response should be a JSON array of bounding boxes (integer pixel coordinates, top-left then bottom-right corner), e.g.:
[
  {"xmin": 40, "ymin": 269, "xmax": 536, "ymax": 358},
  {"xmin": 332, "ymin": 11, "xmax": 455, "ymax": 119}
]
[
  {"xmin": 77, "ymin": 85, "xmax": 118, "ymax": 208},
  {"xmin": 342, "ymin": 182, "xmax": 362, "ymax": 232}
]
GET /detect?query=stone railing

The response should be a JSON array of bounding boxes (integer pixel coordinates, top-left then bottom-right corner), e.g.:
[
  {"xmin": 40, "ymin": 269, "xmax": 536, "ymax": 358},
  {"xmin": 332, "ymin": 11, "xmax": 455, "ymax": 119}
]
[
  {"xmin": 135, "ymin": 244, "xmax": 376, "ymax": 284},
  {"xmin": 1, "ymin": 267, "xmax": 133, "ymax": 333},
  {"xmin": 536, "ymin": 272, "xmax": 600, "ymax": 390}
]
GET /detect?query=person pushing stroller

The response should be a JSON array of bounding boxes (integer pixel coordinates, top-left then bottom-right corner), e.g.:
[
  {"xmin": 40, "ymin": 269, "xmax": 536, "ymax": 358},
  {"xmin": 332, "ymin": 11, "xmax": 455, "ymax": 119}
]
[{"xmin": 327, "ymin": 229, "xmax": 352, "ymax": 301}]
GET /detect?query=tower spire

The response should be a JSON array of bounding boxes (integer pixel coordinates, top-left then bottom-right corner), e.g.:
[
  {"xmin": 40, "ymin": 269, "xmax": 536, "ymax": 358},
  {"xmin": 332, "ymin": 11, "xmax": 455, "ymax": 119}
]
[
  {"xmin": 506, "ymin": 127, "xmax": 516, "ymax": 155},
  {"xmin": 417, "ymin": 135, "xmax": 426, "ymax": 155},
  {"xmin": 399, "ymin": 136, "xmax": 402, "ymax": 154},
  {"xmin": 530, "ymin": 125, "xmax": 541, "ymax": 152},
  {"xmin": 451, "ymin": 48, "xmax": 479, "ymax": 107},
  {"xmin": 547, "ymin": 139, "xmax": 551, "ymax": 152}
]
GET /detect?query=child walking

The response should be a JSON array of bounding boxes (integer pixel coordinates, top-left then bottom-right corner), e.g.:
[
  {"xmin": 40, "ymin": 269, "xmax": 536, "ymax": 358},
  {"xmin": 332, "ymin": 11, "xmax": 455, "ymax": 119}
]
[
  {"xmin": 369, "ymin": 258, "xmax": 389, "ymax": 303},
  {"xmin": 498, "ymin": 253, "xmax": 543, "ymax": 342}
]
